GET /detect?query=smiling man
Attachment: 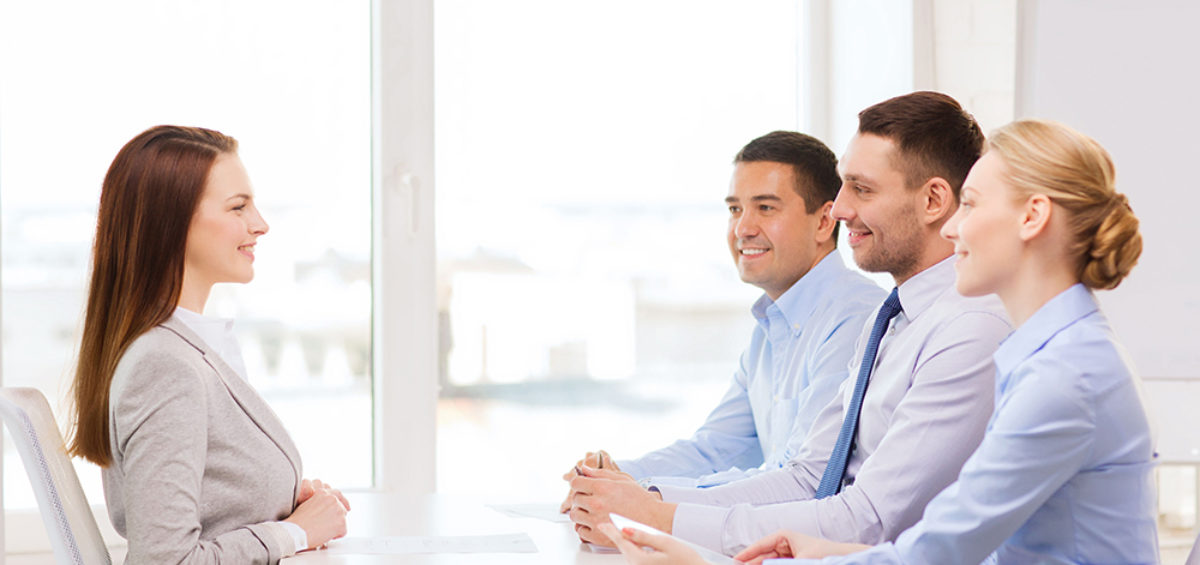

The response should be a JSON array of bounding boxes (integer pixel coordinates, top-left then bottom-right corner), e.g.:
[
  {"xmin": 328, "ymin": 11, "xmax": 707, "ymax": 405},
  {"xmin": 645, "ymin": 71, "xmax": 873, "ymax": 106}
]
[
  {"xmin": 568, "ymin": 93, "xmax": 1013, "ymax": 556},
  {"xmin": 560, "ymin": 131, "xmax": 883, "ymax": 500}
]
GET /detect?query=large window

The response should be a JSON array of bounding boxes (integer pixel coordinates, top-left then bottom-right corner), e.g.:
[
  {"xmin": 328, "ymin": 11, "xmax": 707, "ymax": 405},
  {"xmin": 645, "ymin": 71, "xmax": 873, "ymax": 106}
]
[
  {"xmin": 0, "ymin": 0, "xmax": 372, "ymax": 547},
  {"xmin": 433, "ymin": 0, "xmax": 806, "ymax": 499}
]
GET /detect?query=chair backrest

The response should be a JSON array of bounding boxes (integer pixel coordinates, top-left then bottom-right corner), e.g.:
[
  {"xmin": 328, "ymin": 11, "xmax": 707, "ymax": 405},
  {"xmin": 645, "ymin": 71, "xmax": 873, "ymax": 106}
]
[{"xmin": 0, "ymin": 387, "xmax": 111, "ymax": 564}]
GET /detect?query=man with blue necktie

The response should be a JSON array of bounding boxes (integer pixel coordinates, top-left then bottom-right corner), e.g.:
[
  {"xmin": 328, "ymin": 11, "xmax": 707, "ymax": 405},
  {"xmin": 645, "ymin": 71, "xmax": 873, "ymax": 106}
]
[
  {"xmin": 568, "ymin": 92, "xmax": 1013, "ymax": 556},
  {"xmin": 559, "ymin": 131, "xmax": 885, "ymax": 500}
]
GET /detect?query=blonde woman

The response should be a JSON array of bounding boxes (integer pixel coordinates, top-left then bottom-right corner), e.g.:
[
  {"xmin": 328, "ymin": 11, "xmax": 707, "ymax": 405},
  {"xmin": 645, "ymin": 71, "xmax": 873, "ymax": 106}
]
[{"xmin": 602, "ymin": 119, "xmax": 1158, "ymax": 564}]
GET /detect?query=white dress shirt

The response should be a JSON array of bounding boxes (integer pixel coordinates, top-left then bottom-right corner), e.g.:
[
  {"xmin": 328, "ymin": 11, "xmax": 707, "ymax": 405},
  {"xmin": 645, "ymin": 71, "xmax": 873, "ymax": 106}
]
[
  {"xmin": 655, "ymin": 257, "xmax": 1012, "ymax": 555},
  {"xmin": 173, "ymin": 306, "xmax": 249, "ymax": 380}
]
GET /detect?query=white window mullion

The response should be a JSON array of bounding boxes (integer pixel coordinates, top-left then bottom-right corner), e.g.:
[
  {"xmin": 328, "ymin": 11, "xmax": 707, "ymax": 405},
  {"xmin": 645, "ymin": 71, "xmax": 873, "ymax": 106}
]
[{"xmin": 371, "ymin": 0, "xmax": 438, "ymax": 495}]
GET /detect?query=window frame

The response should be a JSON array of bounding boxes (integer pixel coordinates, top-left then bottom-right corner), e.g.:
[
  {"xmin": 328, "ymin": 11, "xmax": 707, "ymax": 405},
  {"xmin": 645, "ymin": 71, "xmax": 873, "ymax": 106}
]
[{"xmin": 1, "ymin": 0, "xmax": 928, "ymax": 554}]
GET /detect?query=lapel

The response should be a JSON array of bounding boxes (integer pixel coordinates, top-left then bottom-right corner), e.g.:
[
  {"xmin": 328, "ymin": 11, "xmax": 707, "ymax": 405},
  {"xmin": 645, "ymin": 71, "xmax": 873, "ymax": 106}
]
[{"xmin": 160, "ymin": 316, "xmax": 304, "ymax": 495}]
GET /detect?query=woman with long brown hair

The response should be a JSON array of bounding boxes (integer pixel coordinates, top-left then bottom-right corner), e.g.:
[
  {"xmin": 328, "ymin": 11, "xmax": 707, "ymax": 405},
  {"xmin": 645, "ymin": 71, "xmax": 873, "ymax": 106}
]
[{"xmin": 69, "ymin": 125, "xmax": 348, "ymax": 563}]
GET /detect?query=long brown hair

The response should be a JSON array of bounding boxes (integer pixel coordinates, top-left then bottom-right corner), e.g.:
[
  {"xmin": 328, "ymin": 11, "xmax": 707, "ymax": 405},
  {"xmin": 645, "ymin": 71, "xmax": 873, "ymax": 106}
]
[{"xmin": 69, "ymin": 125, "xmax": 237, "ymax": 466}]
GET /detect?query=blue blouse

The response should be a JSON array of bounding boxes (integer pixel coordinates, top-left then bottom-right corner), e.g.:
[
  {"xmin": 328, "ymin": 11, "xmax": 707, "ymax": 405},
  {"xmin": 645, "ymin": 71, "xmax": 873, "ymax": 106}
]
[{"xmin": 791, "ymin": 284, "xmax": 1158, "ymax": 564}]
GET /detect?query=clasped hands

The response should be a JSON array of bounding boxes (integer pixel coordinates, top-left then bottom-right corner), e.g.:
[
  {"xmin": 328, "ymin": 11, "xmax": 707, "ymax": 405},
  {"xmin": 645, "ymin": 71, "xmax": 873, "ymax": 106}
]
[
  {"xmin": 559, "ymin": 451, "xmax": 674, "ymax": 546},
  {"xmin": 285, "ymin": 478, "xmax": 351, "ymax": 550},
  {"xmin": 559, "ymin": 451, "xmax": 865, "ymax": 563}
]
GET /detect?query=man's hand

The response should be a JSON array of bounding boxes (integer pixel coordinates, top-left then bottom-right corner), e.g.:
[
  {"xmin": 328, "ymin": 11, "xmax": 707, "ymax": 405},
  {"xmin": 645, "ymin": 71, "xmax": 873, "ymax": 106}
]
[
  {"xmin": 732, "ymin": 529, "xmax": 869, "ymax": 564},
  {"xmin": 567, "ymin": 465, "xmax": 674, "ymax": 546},
  {"xmin": 559, "ymin": 450, "xmax": 631, "ymax": 513}
]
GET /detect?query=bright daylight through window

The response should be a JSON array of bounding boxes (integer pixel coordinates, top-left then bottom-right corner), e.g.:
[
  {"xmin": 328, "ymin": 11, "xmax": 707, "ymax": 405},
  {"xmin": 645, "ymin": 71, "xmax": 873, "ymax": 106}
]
[
  {"xmin": 0, "ymin": 0, "xmax": 373, "ymax": 528},
  {"xmin": 434, "ymin": 0, "xmax": 806, "ymax": 500}
]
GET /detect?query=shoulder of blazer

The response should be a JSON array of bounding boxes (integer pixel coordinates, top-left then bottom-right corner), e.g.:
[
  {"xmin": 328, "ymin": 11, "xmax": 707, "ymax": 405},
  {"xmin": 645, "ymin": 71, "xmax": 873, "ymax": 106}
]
[{"xmin": 111, "ymin": 321, "xmax": 208, "ymax": 398}]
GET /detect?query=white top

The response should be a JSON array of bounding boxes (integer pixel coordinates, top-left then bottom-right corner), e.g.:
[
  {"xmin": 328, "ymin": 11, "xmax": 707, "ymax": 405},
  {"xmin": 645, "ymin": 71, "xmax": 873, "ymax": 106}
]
[
  {"xmin": 656, "ymin": 257, "xmax": 1012, "ymax": 554},
  {"xmin": 173, "ymin": 306, "xmax": 249, "ymax": 381},
  {"xmin": 172, "ymin": 307, "xmax": 307, "ymax": 554}
]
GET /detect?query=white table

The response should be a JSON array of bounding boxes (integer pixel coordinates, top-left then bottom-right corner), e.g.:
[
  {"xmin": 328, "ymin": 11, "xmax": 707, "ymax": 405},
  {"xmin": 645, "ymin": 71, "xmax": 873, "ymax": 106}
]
[{"xmin": 283, "ymin": 493, "xmax": 625, "ymax": 564}]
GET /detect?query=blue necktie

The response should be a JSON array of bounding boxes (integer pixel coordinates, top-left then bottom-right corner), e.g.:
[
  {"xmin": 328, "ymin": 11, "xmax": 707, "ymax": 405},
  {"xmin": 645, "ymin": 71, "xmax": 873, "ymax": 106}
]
[{"xmin": 814, "ymin": 287, "xmax": 902, "ymax": 499}]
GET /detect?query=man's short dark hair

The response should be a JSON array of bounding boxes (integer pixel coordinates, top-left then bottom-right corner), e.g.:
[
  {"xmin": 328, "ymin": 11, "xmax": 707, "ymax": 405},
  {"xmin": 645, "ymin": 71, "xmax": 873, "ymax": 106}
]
[
  {"xmin": 857, "ymin": 91, "xmax": 984, "ymax": 197},
  {"xmin": 734, "ymin": 131, "xmax": 841, "ymax": 240}
]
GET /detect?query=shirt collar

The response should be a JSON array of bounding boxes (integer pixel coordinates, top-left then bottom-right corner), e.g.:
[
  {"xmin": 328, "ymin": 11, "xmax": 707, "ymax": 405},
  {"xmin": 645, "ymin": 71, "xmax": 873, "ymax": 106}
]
[
  {"xmin": 173, "ymin": 306, "xmax": 236, "ymax": 346},
  {"xmin": 894, "ymin": 255, "xmax": 958, "ymax": 322},
  {"xmin": 752, "ymin": 251, "xmax": 845, "ymax": 334},
  {"xmin": 993, "ymin": 283, "xmax": 1098, "ymax": 378}
]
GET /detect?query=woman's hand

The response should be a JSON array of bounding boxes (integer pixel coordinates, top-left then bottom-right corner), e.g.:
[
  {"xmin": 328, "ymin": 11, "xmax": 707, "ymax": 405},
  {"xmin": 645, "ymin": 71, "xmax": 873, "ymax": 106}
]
[
  {"xmin": 598, "ymin": 522, "xmax": 711, "ymax": 565},
  {"xmin": 286, "ymin": 478, "xmax": 350, "ymax": 549},
  {"xmin": 297, "ymin": 478, "xmax": 351, "ymax": 509},
  {"xmin": 732, "ymin": 529, "xmax": 869, "ymax": 564}
]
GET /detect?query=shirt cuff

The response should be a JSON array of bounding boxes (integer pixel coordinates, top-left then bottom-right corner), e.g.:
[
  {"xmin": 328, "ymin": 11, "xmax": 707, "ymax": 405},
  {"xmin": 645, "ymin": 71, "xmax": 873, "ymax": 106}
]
[
  {"xmin": 671, "ymin": 502, "xmax": 731, "ymax": 553},
  {"xmin": 277, "ymin": 521, "xmax": 309, "ymax": 554},
  {"xmin": 653, "ymin": 483, "xmax": 718, "ymax": 504}
]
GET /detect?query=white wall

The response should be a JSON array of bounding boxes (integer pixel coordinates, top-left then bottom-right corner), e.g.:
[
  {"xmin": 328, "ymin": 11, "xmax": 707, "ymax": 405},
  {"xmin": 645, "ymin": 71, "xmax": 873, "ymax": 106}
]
[
  {"xmin": 929, "ymin": 0, "xmax": 1017, "ymax": 132},
  {"xmin": 1016, "ymin": 0, "xmax": 1200, "ymax": 379}
]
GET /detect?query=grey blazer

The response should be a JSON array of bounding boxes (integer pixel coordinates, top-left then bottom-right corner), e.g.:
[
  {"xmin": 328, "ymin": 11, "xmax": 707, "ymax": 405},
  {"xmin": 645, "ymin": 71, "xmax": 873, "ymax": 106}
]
[{"xmin": 103, "ymin": 316, "xmax": 303, "ymax": 564}]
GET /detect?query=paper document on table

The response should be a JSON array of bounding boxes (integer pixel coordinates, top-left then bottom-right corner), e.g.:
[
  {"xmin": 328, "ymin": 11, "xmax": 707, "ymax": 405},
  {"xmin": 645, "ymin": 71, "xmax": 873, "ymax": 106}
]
[
  {"xmin": 586, "ymin": 542, "xmax": 620, "ymax": 554},
  {"xmin": 323, "ymin": 533, "xmax": 537, "ymax": 555},
  {"xmin": 610, "ymin": 513, "xmax": 739, "ymax": 564},
  {"xmin": 487, "ymin": 503, "xmax": 573, "ymax": 523}
]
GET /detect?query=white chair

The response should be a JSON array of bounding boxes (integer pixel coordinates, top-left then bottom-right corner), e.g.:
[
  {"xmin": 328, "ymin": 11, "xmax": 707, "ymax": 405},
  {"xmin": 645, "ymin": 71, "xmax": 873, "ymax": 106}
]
[{"xmin": 0, "ymin": 387, "xmax": 111, "ymax": 564}]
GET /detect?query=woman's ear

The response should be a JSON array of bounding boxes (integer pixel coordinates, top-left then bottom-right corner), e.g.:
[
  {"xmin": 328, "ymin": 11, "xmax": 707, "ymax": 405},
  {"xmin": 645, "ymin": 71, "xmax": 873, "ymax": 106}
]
[
  {"xmin": 921, "ymin": 177, "xmax": 955, "ymax": 225},
  {"xmin": 1018, "ymin": 194, "xmax": 1053, "ymax": 241}
]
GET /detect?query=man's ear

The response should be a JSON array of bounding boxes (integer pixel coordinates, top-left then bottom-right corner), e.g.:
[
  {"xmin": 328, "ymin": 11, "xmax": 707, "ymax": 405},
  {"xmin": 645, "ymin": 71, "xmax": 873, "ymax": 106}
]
[
  {"xmin": 814, "ymin": 200, "xmax": 836, "ymax": 243},
  {"xmin": 1019, "ymin": 194, "xmax": 1053, "ymax": 241},
  {"xmin": 920, "ymin": 177, "xmax": 956, "ymax": 225}
]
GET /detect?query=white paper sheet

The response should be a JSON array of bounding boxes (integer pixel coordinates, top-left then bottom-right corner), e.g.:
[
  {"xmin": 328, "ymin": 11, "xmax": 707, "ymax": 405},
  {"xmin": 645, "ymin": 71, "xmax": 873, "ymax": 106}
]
[
  {"xmin": 585, "ymin": 543, "xmax": 620, "ymax": 554},
  {"xmin": 487, "ymin": 503, "xmax": 573, "ymax": 523},
  {"xmin": 322, "ymin": 533, "xmax": 538, "ymax": 555}
]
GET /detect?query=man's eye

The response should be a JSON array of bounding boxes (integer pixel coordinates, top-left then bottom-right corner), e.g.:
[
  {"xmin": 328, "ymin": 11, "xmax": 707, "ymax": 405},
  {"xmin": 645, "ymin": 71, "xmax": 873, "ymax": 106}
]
[
  {"xmin": 759, "ymin": 205, "xmax": 774, "ymax": 212},
  {"xmin": 728, "ymin": 206, "xmax": 741, "ymax": 214}
]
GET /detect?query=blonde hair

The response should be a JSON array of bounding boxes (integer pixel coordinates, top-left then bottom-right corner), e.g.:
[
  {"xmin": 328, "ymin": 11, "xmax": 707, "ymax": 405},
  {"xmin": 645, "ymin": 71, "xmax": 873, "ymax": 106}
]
[{"xmin": 986, "ymin": 119, "xmax": 1141, "ymax": 290}]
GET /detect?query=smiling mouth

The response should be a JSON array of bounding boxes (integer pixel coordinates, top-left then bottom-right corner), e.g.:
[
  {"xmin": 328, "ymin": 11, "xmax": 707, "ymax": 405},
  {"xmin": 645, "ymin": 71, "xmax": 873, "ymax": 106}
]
[
  {"xmin": 846, "ymin": 229, "xmax": 871, "ymax": 245},
  {"xmin": 740, "ymin": 248, "xmax": 768, "ymax": 257}
]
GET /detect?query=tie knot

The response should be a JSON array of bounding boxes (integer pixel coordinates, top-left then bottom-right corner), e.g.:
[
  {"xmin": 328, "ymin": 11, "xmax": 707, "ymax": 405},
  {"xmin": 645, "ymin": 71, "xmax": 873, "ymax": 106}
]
[{"xmin": 881, "ymin": 288, "xmax": 902, "ymax": 320}]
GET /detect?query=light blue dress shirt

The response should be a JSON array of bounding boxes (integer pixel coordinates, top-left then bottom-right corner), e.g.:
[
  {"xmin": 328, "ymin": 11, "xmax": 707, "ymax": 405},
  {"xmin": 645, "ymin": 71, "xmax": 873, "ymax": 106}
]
[
  {"xmin": 792, "ymin": 284, "xmax": 1159, "ymax": 565},
  {"xmin": 661, "ymin": 257, "xmax": 1011, "ymax": 553},
  {"xmin": 618, "ymin": 251, "xmax": 884, "ymax": 487}
]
